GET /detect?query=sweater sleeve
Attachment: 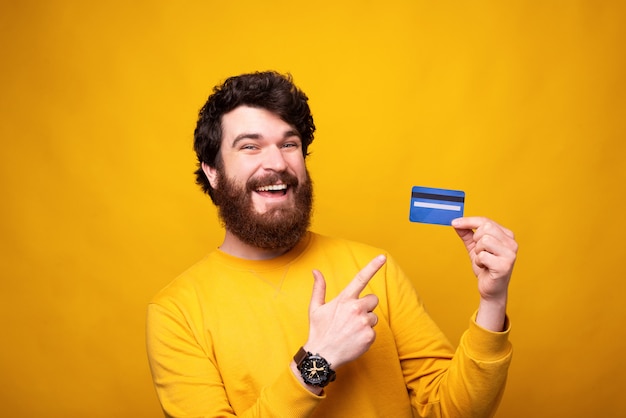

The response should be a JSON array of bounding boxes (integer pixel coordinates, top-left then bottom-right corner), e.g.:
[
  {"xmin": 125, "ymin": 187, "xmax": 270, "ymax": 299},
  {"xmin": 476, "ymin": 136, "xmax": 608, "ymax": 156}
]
[
  {"xmin": 146, "ymin": 301, "xmax": 324, "ymax": 418},
  {"xmin": 433, "ymin": 313, "xmax": 512, "ymax": 418},
  {"xmin": 384, "ymin": 256, "xmax": 513, "ymax": 418}
]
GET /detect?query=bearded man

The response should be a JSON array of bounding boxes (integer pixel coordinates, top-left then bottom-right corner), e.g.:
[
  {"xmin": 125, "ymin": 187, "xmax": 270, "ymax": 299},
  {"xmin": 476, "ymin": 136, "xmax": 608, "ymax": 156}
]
[{"xmin": 146, "ymin": 71, "xmax": 518, "ymax": 418}]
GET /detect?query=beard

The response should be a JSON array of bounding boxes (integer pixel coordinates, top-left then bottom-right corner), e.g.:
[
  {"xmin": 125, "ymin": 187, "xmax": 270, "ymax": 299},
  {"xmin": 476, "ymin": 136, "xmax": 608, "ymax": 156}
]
[{"xmin": 212, "ymin": 166, "xmax": 313, "ymax": 251}]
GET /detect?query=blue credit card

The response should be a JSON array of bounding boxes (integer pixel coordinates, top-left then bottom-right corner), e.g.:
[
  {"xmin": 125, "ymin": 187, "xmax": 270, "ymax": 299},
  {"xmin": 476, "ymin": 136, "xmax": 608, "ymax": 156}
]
[{"xmin": 409, "ymin": 186, "xmax": 465, "ymax": 226}]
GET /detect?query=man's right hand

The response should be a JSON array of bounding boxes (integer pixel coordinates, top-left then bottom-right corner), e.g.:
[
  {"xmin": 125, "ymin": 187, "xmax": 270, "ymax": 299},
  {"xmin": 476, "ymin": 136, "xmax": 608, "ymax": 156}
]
[{"xmin": 304, "ymin": 254, "xmax": 386, "ymax": 369}]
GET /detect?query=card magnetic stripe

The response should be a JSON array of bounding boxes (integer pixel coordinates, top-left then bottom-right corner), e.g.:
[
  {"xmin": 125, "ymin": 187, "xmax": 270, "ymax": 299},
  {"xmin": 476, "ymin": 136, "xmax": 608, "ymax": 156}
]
[{"xmin": 411, "ymin": 191, "xmax": 465, "ymax": 203}]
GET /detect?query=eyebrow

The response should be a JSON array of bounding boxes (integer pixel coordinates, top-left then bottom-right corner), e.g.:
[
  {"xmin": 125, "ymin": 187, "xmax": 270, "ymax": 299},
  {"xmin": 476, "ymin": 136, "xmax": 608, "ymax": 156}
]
[{"xmin": 230, "ymin": 130, "xmax": 300, "ymax": 148}]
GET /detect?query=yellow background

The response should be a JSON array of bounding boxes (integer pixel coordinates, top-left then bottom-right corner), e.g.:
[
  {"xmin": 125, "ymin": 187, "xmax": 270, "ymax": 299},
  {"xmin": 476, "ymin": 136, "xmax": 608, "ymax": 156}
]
[{"xmin": 1, "ymin": 1, "xmax": 624, "ymax": 417}]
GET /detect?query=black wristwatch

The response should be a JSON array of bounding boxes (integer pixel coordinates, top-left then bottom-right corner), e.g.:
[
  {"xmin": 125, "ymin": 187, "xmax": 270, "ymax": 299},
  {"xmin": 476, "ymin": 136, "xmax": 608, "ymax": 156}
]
[{"xmin": 293, "ymin": 347, "xmax": 336, "ymax": 387}]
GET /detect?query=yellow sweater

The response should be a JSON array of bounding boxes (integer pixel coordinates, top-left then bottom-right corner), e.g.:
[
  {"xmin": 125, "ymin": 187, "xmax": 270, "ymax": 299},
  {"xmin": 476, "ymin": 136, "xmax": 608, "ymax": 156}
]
[{"xmin": 146, "ymin": 232, "xmax": 512, "ymax": 417}]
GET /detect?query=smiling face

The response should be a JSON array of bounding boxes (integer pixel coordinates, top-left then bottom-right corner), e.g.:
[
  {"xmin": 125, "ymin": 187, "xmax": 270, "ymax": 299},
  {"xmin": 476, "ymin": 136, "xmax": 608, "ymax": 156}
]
[{"xmin": 202, "ymin": 105, "xmax": 313, "ymax": 251}]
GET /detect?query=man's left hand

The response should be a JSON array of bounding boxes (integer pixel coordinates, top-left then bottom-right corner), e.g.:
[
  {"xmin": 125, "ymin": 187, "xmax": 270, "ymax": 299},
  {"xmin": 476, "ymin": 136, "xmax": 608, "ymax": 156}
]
[{"xmin": 452, "ymin": 217, "xmax": 518, "ymax": 331}]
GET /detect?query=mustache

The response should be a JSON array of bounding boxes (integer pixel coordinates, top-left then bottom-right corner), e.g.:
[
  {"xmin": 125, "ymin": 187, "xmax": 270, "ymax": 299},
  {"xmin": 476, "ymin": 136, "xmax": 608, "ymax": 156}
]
[{"xmin": 246, "ymin": 171, "xmax": 300, "ymax": 191}]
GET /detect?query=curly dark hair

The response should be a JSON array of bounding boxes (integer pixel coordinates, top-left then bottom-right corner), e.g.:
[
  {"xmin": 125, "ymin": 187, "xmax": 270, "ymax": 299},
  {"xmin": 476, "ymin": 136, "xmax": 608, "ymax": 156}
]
[{"xmin": 193, "ymin": 71, "xmax": 316, "ymax": 202}]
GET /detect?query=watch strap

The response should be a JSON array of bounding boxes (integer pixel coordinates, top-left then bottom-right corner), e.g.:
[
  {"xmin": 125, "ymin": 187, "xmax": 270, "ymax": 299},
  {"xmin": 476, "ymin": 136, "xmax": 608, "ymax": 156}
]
[{"xmin": 293, "ymin": 347, "xmax": 308, "ymax": 366}]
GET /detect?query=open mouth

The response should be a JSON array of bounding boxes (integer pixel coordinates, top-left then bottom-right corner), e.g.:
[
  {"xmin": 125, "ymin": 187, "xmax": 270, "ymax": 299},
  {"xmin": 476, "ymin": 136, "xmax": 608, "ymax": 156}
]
[{"xmin": 255, "ymin": 184, "xmax": 288, "ymax": 196}]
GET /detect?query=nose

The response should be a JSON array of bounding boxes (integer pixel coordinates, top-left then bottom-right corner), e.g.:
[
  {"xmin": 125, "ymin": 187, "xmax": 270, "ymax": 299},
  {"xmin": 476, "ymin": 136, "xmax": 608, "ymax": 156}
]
[{"xmin": 262, "ymin": 145, "xmax": 288, "ymax": 172}]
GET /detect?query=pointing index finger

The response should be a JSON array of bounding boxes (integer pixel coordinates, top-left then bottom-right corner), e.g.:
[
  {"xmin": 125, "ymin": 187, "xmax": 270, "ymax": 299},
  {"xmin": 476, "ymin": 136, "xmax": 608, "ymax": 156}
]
[{"xmin": 342, "ymin": 255, "xmax": 387, "ymax": 299}]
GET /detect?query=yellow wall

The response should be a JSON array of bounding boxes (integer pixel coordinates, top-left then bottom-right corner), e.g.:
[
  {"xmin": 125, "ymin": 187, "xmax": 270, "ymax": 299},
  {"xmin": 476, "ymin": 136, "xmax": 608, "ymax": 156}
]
[{"xmin": 1, "ymin": 1, "xmax": 624, "ymax": 416}]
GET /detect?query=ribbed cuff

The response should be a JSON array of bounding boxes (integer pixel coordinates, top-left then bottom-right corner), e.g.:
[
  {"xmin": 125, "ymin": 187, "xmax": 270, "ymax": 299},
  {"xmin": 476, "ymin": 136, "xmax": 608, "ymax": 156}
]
[
  {"xmin": 463, "ymin": 310, "xmax": 512, "ymax": 361},
  {"xmin": 261, "ymin": 366, "xmax": 324, "ymax": 418}
]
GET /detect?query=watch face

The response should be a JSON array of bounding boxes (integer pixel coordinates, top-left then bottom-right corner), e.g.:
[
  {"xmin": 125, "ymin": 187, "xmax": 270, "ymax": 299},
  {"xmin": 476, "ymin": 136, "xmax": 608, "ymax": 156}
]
[{"xmin": 299, "ymin": 354, "xmax": 335, "ymax": 387}]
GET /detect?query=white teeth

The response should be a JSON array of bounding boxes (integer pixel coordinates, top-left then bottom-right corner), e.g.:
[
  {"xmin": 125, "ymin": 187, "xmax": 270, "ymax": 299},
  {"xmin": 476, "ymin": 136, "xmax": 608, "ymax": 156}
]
[{"xmin": 256, "ymin": 184, "xmax": 288, "ymax": 192}]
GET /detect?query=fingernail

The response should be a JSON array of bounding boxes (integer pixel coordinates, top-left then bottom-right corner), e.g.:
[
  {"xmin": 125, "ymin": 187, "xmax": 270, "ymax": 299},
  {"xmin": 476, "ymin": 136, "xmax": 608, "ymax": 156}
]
[{"xmin": 451, "ymin": 218, "xmax": 461, "ymax": 227}]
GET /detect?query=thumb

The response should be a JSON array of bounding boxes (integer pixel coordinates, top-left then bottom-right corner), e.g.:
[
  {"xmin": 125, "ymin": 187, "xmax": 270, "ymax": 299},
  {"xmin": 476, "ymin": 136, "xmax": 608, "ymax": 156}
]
[
  {"xmin": 454, "ymin": 226, "xmax": 475, "ymax": 251},
  {"xmin": 309, "ymin": 269, "xmax": 327, "ymax": 314}
]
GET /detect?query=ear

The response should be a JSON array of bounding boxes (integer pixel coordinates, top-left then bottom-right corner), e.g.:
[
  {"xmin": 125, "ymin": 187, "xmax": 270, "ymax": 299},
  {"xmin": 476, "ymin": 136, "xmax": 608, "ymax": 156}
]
[{"xmin": 202, "ymin": 162, "xmax": 218, "ymax": 189}]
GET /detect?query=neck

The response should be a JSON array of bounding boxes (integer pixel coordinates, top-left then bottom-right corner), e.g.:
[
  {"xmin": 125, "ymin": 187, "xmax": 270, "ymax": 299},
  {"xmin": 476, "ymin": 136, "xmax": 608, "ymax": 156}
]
[{"xmin": 219, "ymin": 230, "xmax": 292, "ymax": 260}]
